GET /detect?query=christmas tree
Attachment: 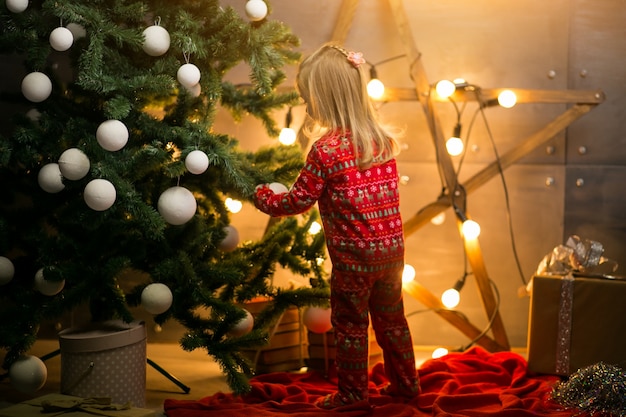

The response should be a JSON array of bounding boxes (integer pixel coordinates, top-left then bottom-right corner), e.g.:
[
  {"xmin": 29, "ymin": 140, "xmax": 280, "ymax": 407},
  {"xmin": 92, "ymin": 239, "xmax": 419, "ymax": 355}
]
[{"xmin": 0, "ymin": 0, "xmax": 329, "ymax": 394}]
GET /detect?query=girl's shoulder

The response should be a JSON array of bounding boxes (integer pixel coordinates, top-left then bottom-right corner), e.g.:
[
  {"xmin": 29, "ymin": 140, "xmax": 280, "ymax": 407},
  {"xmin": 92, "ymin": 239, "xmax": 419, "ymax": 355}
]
[{"xmin": 314, "ymin": 129, "xmax": 352, "ymax": 149}]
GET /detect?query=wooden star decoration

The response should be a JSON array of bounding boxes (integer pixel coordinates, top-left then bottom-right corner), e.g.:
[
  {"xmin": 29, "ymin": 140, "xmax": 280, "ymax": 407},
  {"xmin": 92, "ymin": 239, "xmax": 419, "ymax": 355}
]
[{"xmin": 327, "ymin": 0, "xmax": 604, "ymax": 351}]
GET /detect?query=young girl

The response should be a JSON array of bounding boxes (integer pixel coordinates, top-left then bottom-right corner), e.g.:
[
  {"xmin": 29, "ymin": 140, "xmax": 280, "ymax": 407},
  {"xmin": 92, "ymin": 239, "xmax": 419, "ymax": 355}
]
[{"xmin": 253, "ymin": 43, "xmax": 420, "ymax": 409}]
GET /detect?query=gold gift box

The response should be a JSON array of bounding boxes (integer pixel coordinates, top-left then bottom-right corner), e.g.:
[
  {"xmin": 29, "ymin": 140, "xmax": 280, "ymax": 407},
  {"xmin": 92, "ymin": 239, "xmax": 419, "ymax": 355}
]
[{"xmin": 527, "ymin": 274, "xmax": 626, "ymax": 375}]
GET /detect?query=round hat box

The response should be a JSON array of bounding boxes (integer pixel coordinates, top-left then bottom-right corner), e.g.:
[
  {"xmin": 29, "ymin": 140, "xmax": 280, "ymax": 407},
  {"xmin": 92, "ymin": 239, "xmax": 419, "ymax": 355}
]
[{"xmin": 58, "ymin": 320, "xmax": 147, "ymax": 407}]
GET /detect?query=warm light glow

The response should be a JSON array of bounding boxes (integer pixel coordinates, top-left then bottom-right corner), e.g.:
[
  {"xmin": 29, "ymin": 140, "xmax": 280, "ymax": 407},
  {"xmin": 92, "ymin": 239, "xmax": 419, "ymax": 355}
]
[
  {"xmin": 308, "ymin": 221, "xmax": 322, "ymax": 235},
  {"xmin": 461, "ymin": 219, "xmax": 481, "ymax": 240},
  {"xmin": 446, "ymin": 137, "xmax": 464, "ymax": 156},
  {"xmin": 278, "ymin": 127, "xmax": 297, "ymax": 146},
  {"xmin": 441, "ymin": 288, "xmax": 460, "ymax": 309},
  {"xmin": 435, "ymin": 80, "xmax": 456, "ymax": 98},
  {"xmin": 367, "ymin": 78, "xmax": 385, "ymax": 100},
  {"xmin": 432, "ymin": 347, "xmax": 449, "ymax": 359},
  {"xmin": 402, "ymin": 264, "xmax": 416, "ymax": 283},
  {"xmin": 225, "ymin": 198, "xmax": 243, "ymax": 213},
  {"xmin": 498, "ymin": 90, "xmax": 517, "ymax": 108},
  {"xmin": 431, "ymin": 212, "xmax": 446, "ymax": 226}
]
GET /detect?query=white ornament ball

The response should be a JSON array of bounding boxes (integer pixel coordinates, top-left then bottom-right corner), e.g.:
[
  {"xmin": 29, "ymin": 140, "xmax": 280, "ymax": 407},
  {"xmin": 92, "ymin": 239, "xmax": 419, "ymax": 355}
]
[
  {"xmin": 21, "ymin": 72, "xmax": 52, "ymax": 103},
  {"xmin": 157, "ymin": 186, "xmax": 197, "ymax": 225},
  {"xmin": 9, "ymin": 355, "xmax": 47, "ymax": 393},
  {"xmin": 177, "ymin": 63, "xmax": 201, "ymax": 89},
  {"xmin": 26, "ymin": 108, "xmax": 41, "ymax": 122},
  {"xmin": 183, "ymin": 82, "xmax": 201, "ymax": 98},
  {"xmin": 0, "ymin": 256, "xmax": 15, "ymax": 286},
  {"xmin": 269, "ymin": 182, "xmax": 289, "ymax": 194},
  {"xmin": 58, "ymin": 148, "xmax": 90, "ymax": 180},
  {"xmin": 49, "ymin": 27, "xmax": 74, "ymax": 52},
  {"xmin": 230, "ymin": 309, "xmax": 254, "ymax": 337},
  {"xmin": 38, "ymin": 163, "xmax": 65, "ymax": 193},
  {"xmin": 84, "ymin": 179, "xmax": 116, "ymax": 211},
  {"xmin": 142, "ymin": 25, "xmax": 170, "ymax": 57},
  {"xmin": 245, "ymin": 0, "xmax": 268, "ymax": 21},
  {"xmin": 141, "ymin": 283, "xmax": 173, "ymax": 315},
  {"xmin": 96, "ymin": 119, "xmax": 129, "ymax": 151},
  {"xmin": 303, "ymin": 306, "xmax": 333, "ymax": 334},
  {"xmin": 5, "ymin": 0, "xmax": 28, "ymax": 13},
  {"xmin": 66, "ymin": 23, "xmax": 87, "ymax": 40},
  {"xmin": 218, "ymin": 225, "xmax": 239, "ymax": 252},
  {"xmin": 34, "ymin": 268, "xmax": 65, "ymax": 296},
  {"xmin": 185, "ymin": 150, "xmax": 209, "ymax": 175}
]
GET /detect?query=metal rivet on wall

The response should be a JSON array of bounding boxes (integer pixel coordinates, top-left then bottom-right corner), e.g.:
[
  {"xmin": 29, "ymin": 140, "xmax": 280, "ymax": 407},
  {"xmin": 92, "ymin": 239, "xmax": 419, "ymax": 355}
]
[
  {"xmin": 546, "ymin": 145, "xmax": 555, "ymax": 155},
  {"xmin": 578, "ymin": 146, "xmax": 587, "ymax": 155},
  {"xmin": 547, "ymin": 70, "xmax": 556, "ymax": 79},
  {"xmin": 579, "ymin": 69, "xmax": 588, "ymax": 78},
  {"xmin": 576, "ymin": 178, "xmax": 585, "ymax": 187},
  {"xmin": 545, "ymin": 177, "xmax": 555, "ymax": 187}
]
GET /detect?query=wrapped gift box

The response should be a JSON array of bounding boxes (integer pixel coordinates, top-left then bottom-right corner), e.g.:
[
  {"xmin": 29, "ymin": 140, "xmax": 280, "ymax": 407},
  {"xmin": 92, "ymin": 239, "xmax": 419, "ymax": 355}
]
[
  {"xmin": 527, "ymin": 274, "xmax": 626, "ymax": 375},
  {"xmin": 58, "ymin": 320, "xmax": 147, "ymax": 407},
  {"xmin": 240, "ymin": 299, "xmax": 307, "ymax": 374},
  {"xmin": 0, "ymin": 393, "xmax": 155, "ymax": 417}
]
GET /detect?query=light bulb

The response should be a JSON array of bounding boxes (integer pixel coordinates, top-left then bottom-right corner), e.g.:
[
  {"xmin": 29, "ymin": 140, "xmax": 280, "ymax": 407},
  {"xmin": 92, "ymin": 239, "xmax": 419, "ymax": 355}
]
[
  {"xmin": 435, "ymin": 80, "xmax": 456, "ymax": 98},
  {"xmin": 308, "ymin": 221, "xmax": 322, "ymax": 235},
  {"xmin": 498, "ymin": 90, "xmax": 517, "ymax": 108},
  {"xmin": 278, "ymin": 127, "xmax": 297, "ymax": 145},
  {"xmin": 431, "ymin": 347, "xmax": 449, "ymax": 359},
  {"xmin": 430, "ymin": 212, "xmax": 446, "ymax": 226},
  {"xmin": 461, "ymin": 219, "xmax": 481, "ymax": 240},
  {"xmin": 402, "ymin": 264, "xmax": 416, "ymax": 283},
  {"xmin": 441, "ymin": 288, "xmax": 460, "ymax": 309},
  {"xmin": 446, "ymin": 137, "xmax": 464, "ymax": 156},
  {"xmin": 367, "ymin": 78, "xmax": 385, "ymax": 100},
  {"xmin": 225, "ymin": 198, "xmax": 243, "ymax": 213}
]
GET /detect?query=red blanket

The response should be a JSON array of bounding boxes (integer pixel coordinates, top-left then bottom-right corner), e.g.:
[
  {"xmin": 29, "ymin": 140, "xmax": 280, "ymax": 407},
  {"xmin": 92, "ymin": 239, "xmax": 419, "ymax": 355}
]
[{"xmin": 163, "ymin": 347, "xmax": 573, "ymax": 417}]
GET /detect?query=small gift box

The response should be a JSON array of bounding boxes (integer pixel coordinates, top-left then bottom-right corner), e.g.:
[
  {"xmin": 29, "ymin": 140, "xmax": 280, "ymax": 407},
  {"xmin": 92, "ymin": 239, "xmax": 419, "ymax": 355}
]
[
  {"xmin": 527, "ymin": 274, "xmax": 626, "ymax": 375},
  {"xmin": 0, "ymin": 393, "xmax": 156, "ymax": 417}
]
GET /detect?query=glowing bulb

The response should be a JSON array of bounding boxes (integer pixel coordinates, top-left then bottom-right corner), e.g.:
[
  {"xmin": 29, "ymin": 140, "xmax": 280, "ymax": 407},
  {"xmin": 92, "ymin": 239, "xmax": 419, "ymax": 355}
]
[
  {"xmin": 432, "ymin": 347, "xmax": 449, "ymax": 359},
  {"xmin": 461, "ymin": 219, "xmax": 481, "ymax": 240},
  {"xmin": 431, "ymin": 212, "xmax": 446, "ymax": 226},
  {"xmin": 278, "ymin": 127, "xmax": 297, "ymax": 145},
  {"xmin": 402, "ymin": 264, "xmax": 416, "ymax": 283},
  {"xmin": 367, "ymin": 78, "xmax": 385, "ymax": 100},
  {"xmin": 225, "ymin": 198, "xmax": 243, "ymax": 213},
  {"xmin": 446, "ymin": 137, "xmax": 464, "ymax": 156},
  {"xmin": 435, "ymin": 80, "xmax": 455, "ymax": 98},
  {"xmin": 308, "ymin": 221, "xmax": 322, "ymax": 235},
  {"xmin": 498, "ymin": 90, "xmax": 517, "ymax": 108},
  {"xmin": 441, "ymin": 288, "xmax": 460, "ymax": 309}
]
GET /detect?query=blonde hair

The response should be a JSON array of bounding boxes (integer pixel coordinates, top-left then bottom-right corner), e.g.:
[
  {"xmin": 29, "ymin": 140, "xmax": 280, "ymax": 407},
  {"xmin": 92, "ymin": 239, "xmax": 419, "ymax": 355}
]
[{"xmin": 296, "ymin": 43, "xmax": 401, "ymax": 169}]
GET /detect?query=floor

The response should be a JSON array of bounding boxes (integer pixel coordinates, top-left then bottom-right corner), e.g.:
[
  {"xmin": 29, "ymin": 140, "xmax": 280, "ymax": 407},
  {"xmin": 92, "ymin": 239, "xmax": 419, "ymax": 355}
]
[{"xmin": 0, "ymin": 339, "xmax": 525, "ymax": 416}]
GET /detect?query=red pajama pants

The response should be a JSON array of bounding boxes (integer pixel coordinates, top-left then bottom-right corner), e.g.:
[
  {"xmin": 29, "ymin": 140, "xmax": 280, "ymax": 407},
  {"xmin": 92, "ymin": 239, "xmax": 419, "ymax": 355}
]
[{"xmin": 330, "ymin": 265, "xmax": 419, "ymax": 402}]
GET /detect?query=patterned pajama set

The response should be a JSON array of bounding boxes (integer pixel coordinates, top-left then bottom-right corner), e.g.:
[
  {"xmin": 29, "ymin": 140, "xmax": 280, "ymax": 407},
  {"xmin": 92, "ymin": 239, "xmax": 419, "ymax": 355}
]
[{"xmin": 254, "ymin": 130, "xmax": 419, "ymax": 404}]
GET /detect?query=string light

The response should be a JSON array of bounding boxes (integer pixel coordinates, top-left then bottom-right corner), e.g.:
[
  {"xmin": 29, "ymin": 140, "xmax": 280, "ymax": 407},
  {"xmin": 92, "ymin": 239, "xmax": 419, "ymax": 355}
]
[
  {"xmin": 367, "ymin": 66, "xmax": 385, "ymax": 100},
  {"xmin": 225, "ymin": 198, "xmax": 242, "ymax": 213},
  {"xmin": 308, "ymin": 221, "xmax": 322, "ymax": 235},
  {"xmin": 441, "ymin": 275, "xmax": 466, "ymax": 309},
  {"xmin": 461, "ymin": 219, "xmax": 481, "ymax": 240},
  {"xmin": 431, "ymin": 347, "xmax": 449, "ymax": 359},
  {"xmin": 402, "ymin": 264, "xmax": 416, "ymax": 283},
  {"xmin": 446, "ymin": 123, "xmax": 464, "ymax": 156},
  {"xmin": 497, "ymin": 89, "xmax": 517, "ymax": 108},
  {"xmin": 278, "ymin": 107, "xmax": 297, "ymax": 145}
]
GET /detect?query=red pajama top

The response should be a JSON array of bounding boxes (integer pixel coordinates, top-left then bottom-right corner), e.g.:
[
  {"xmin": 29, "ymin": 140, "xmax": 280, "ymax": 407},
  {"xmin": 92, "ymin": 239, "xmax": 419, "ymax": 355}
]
[{"xmin": 254, "ymin": 130, "xmax": 405, "ymax": 273}]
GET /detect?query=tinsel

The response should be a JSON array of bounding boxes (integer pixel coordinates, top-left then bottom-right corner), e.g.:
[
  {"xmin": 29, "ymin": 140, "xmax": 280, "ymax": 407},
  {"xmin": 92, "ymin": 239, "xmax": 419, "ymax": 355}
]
[{"xmin": 551, "ymin": 362, "xmax": 626, "ymax": 416}]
